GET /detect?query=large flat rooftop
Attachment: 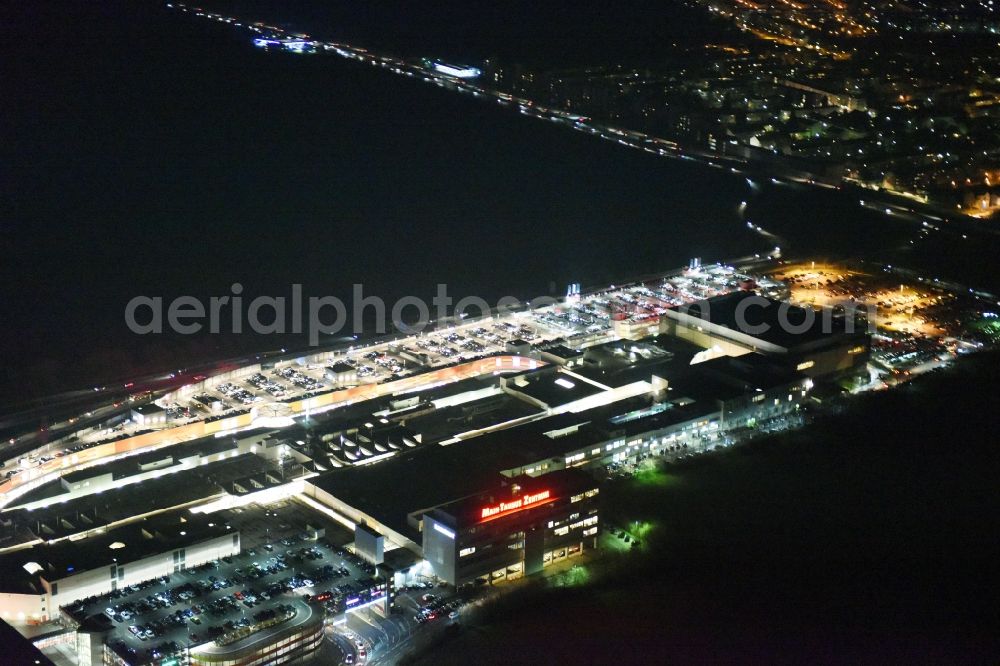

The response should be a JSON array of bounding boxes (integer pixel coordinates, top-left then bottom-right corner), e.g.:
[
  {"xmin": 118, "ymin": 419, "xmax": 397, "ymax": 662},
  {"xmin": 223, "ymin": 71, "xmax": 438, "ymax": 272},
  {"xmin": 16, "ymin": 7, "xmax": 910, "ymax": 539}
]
[
  {"xmin": 307, "ymin": 335, "xmax": 812, "ymax": 542},
  {"xmin": 2, "ymin": 454, "xmax": 271, "ymax": 544},
  {"xmin": 432, "ymin": 467, "xmax": 599, "ymax": 529},
  {"xmin": 0, "ymin": 512, "xmax": 233, "ymax": 595},
  {"xmin": 674, "ymin": 291, "xmax": 860, "ymax": 350}
]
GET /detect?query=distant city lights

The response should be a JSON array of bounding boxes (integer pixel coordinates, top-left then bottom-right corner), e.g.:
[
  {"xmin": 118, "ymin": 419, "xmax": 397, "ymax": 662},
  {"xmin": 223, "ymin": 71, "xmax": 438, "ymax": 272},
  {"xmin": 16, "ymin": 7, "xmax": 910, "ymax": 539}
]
[{"xmin": 430, "ymin": 62, "xmax": 482, "ymax": 79}]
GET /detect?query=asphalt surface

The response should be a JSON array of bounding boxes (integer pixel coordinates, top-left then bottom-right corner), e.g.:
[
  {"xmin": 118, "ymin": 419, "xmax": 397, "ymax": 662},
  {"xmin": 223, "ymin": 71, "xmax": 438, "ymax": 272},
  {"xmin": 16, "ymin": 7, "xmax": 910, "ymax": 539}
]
[{"xmin": 66, "ymin": 503, "xmax": 372, "ymax": 665}]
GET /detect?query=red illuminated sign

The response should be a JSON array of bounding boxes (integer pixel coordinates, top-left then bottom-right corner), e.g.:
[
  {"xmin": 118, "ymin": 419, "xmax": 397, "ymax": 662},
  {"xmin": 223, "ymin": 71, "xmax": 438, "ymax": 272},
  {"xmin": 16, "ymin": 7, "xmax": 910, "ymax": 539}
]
[{"xmin": 479, "ymin": 490, "xmax": 554, "ymax": 523}]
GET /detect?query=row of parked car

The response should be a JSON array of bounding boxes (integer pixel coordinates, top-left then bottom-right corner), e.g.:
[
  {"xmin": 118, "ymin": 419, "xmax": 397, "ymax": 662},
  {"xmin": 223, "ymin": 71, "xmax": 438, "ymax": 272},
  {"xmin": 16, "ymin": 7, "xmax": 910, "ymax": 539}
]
[
  {"xmin": 109, "ymin": 638, "xmax": 183, "ymax": 666},
  {"xmin": 416, "ymin": 594, "xmax": 462, "ymax": 623},
  {"xmin": 200, "ymin": 603, "xmax": 296, "ymax": 644}
]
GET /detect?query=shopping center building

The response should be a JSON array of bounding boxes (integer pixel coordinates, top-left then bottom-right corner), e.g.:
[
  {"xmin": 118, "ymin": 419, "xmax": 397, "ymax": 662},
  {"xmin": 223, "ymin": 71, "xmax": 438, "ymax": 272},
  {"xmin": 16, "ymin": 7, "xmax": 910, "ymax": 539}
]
[
  {"xmin": 303, "ymin": 334, "xmax": 817, "ymax": 587},
  {"xmin": 661, "ymin": 291, "xmax": 871, "ymax": 379},
  {"xmin": 422, "ymin": 469, "xmax": 600, "ymax": 585}
]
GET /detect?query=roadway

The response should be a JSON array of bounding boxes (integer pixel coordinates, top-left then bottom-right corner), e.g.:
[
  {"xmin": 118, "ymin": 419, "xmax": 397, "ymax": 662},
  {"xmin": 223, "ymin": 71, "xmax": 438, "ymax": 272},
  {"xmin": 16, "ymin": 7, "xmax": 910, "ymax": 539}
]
[{"xmin": 321, "ymin": 587, "xmax": 464, "ymax": 666}]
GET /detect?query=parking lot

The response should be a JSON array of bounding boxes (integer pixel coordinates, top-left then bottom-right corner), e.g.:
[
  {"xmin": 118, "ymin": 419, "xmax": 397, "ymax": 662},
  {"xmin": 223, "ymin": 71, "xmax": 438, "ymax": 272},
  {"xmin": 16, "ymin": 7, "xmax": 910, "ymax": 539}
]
[
  {"xmin": 12, "ymin": 269, "xmax": 722, "ymax": 479},
  {"xmin": 64, "ymin": 501, "xmax": 383, "ymax": 665}
]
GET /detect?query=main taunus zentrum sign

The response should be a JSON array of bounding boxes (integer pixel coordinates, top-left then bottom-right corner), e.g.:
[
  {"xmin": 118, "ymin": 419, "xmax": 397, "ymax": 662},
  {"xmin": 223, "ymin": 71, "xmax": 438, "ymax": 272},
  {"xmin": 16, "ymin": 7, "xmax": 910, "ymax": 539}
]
[{"xmin": 479, "ymin": 490, "xmax": 554, "ymax": 522}]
